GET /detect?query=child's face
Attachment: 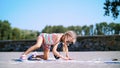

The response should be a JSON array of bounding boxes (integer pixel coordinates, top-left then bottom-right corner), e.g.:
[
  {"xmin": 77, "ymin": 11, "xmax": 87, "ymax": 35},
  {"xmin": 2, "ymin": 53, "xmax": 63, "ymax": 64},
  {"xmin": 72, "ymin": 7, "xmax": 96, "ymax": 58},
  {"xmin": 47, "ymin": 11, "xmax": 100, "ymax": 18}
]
[{"xmin": 66, "ymin": 37, "xmax": 76, "ymax": 45}]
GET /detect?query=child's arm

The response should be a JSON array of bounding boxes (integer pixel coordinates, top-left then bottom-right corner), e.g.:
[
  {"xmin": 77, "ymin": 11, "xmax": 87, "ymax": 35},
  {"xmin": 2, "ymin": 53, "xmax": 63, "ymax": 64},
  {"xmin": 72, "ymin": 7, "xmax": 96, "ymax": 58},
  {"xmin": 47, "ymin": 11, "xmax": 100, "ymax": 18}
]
[
  {"xmin": 63, "ymin": 43, "xmax": 69, "ymax": 57},
  {"xmin": 63, "ymin": 43, "xmax": 72, "ymax": 60},
  {"xmin": 52, "ymin": 43, "xmax": 69, "ymax": 60}
]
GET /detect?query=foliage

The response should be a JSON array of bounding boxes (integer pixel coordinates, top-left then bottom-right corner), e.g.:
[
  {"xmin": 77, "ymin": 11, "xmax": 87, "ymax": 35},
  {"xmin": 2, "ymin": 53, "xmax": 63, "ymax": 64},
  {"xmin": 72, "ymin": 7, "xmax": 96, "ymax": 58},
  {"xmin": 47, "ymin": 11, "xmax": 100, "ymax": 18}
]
[
  {"xmin": 0, "ymin": 20, "xmax": 12, "ymax": 40},
  {"xmin": 104, "ymin": 0, "xmax": 120, "ymax": 19},
  {"xmin": 0, "ymin": 20, "xmax": 120, "ymax": 40},
  {"xmin": 0, "ymin": 20, "xmax": 39, "ymax": 40},
  {"xmin": 42, "ymin": 22, "xmax": 120, "ymax": 35}
]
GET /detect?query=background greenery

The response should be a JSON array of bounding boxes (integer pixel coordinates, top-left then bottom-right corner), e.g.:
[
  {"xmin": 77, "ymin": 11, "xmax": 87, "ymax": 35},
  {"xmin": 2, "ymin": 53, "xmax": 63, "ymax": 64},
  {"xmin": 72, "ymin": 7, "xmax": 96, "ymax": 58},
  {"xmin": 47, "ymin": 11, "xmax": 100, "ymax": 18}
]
[
  {"xmin": 0, "ymin": 20, "xmax": 39, "ymax": 40},
  {"xmin": 0, "ymin": 20, "xmax": 120, "ymax": 40}
]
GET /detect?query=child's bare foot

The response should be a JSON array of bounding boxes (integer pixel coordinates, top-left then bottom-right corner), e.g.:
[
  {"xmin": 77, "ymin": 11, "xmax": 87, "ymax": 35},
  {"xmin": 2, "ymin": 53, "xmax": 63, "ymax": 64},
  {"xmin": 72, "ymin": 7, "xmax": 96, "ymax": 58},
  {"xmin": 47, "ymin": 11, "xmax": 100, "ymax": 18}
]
[
  {"xmin": 28, "ymin": 52, "xmax": 41, "ymax": 60},
  {"xmin": 19, "ymin": 55, "xmax": 27, "ymax": 61}
]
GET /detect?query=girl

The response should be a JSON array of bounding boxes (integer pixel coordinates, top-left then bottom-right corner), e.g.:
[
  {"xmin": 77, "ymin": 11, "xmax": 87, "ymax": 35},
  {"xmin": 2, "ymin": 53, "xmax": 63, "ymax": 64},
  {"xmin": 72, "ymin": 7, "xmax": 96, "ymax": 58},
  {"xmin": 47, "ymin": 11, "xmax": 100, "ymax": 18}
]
[{"xmin": 20, "ymin": 31, "xmax": 77, "ymax": 60}]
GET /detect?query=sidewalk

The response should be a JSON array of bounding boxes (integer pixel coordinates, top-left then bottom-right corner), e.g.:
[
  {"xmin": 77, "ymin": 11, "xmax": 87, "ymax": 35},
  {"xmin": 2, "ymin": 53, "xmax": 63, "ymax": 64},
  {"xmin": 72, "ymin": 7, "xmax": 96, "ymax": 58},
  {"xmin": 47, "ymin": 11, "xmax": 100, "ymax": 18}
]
[{"xmin": 0, "ymin": 52, "xmax": 120, "ymax": 68}]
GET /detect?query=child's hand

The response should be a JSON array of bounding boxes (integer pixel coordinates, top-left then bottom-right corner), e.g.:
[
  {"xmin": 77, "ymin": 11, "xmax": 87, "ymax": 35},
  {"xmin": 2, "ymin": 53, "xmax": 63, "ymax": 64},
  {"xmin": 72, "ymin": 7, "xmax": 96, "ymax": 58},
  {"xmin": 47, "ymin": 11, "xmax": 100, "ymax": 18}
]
[
  {"xmin": 63, "ymin": 57, "xmax": 73, "ymax": 60},
  {"xmin": 63, "ymin": 57, "xmax": 69, "ymax": 60},
  {"xmin": 67, "ymin": 57, "xmax": 73, "ymax": 60},
  {"xmin": 68, "ymin": 57, "xmax": 73, "ymax": 60}
]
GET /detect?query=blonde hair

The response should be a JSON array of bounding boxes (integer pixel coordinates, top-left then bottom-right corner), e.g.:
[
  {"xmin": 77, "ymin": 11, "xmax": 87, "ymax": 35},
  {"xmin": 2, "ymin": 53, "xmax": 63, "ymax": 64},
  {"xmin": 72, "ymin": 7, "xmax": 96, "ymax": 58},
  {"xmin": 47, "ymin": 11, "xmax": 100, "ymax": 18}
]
[
  {"xmin": 64, "ymin": 31, "xmax": 77, "ymax": 43},
  {"xmin": 61, "ymin": 31, "xmax": 77, "ymax": 52}
]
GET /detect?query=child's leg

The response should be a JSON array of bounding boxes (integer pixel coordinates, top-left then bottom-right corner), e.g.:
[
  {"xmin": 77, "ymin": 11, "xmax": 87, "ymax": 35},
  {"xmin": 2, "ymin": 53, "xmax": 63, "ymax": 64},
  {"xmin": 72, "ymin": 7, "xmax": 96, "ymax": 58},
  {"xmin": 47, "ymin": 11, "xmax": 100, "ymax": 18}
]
[
  {"xmin": 23, "ymin": 36, "xmax": 43, "ymax": 55},
  {"xmin": 31, "ymin": 49, "xmax": 50, "ymax": 60},
  {"xmin": 43, "ymin": 48, "xmax": 50, "ymax": 60}
]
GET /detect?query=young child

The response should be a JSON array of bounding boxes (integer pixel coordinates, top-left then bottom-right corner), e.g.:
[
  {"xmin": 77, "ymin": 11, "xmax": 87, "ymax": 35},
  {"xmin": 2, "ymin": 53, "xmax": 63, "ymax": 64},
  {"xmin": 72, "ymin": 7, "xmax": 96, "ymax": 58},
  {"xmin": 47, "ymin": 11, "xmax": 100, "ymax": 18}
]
[{"xmin": 20, "ymin": 31, "xmax": 77, "ymax": 60}]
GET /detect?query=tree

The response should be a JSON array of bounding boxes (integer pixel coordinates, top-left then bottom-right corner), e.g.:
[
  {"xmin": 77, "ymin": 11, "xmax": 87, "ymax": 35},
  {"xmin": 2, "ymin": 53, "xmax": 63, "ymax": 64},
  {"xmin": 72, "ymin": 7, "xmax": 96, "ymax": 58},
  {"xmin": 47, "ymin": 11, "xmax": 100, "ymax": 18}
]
[
  {"xmin": 89, "ymin": 25, "xmax": 94, "ymax": 36},
  {"xmin": 67, "ymin": 26, "xmax": 76, "ymax": 31},
  {"xmin": 104, "ymin": 0, "xmax": 120, "ymax": 19},
  {"xmin": 67, "ymin": 26, "xmax": 82, "ymax": 35},
  {"xmin": 42, "ymin": 25, "xmax": 66, "ymax": 33},
  {"xmin": 52, "ymin": 25, "xmax": 66, "ymax": 33},
  {"xmin": 0, "ymin": 20, "xmax": 12, "ymax": 40},
  {"xmin": 100, "ymin": 22, "xmax": 108, "ymax": 35},
  {"xmin": 42, "ymin": 25, "xmax": 53, "ymax": 33},
  {"xmin": 19, "ymin": 30, "xmax": 38, "ymax": 40},
  {"xmin": 113, "ymin": 23, "xmax": 120, "ymax": 34},
  {"xmin": 12, "ymin": 28, "xmax": 21, "ymax": 40},
  {"xmin": 82, "ymin": 25, "xmax": 90, "ymax": 35},
  {"xmin": 0, "ymin": 20, "xmax": 40, "ymax": 40},
  {"xmin": 95, "ymin": 23, "xmax": 103, "ymax": 35},
  {"xmin": 0, "ymin": 20, "xmax": 2, "ymax": 40},
  {"xmin": 74, "ymin": 26, "xmax": 82, "ymax": 35},
  {"xmin": 108, "ymin": 22, "xmax": 116, "ymax": 35},
  {"xmin": 23, "ymin": 30, "xmax": 38, "ymax": 40}
]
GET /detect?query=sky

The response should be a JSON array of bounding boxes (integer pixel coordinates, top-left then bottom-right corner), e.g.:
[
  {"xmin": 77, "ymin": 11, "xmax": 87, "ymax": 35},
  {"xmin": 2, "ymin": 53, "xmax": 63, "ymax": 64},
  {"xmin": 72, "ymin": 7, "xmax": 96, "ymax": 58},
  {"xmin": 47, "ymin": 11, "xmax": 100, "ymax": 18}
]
[{"xmin": 0, "ymin": 0, "xmax": 120, "ymax": 31}]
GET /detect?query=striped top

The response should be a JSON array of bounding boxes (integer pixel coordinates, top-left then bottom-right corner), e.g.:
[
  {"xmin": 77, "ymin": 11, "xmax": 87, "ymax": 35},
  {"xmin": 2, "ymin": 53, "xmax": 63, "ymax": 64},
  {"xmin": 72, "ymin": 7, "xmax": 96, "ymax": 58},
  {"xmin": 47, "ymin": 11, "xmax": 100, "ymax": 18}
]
[{"xmin": 40, "ymin": 33, "xmax": 58, "ymax": 45}]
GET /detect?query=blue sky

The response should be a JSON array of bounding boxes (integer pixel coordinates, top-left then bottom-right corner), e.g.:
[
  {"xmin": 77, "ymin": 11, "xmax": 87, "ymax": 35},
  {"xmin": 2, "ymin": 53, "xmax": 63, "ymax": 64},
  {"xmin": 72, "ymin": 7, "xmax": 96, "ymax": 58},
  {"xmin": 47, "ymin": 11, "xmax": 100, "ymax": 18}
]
[{"xmin": 1, "ymin": 0, "xmax": 120, "ymax": 31}]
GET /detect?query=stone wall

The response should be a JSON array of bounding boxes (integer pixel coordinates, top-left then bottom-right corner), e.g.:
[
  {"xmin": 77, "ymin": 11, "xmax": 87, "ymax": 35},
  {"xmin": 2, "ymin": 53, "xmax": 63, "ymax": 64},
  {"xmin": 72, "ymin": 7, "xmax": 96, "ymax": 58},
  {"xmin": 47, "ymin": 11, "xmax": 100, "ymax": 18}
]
[
  {"xmin": 70, "ymin": 35, "xmax": 120, "ymax": 51},
  {"xmin": 0, "ymin": 35, "xmax": 120, "ymax": 51}
]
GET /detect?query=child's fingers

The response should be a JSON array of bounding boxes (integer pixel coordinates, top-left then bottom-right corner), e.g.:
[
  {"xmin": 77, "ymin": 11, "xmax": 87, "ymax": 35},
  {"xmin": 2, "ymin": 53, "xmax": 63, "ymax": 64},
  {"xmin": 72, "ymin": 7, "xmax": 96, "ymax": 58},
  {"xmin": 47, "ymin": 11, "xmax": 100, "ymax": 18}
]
[{"xmin": 69, "ymin": 58, "xmax": 73, "ymax": 60}]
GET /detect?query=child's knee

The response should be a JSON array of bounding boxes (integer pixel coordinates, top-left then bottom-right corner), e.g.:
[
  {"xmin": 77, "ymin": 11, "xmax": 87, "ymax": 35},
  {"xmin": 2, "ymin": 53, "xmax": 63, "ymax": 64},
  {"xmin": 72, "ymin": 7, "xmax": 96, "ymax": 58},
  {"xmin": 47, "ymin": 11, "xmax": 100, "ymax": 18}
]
[
  {"xmin": 43, "ymin": 52, "xmax": 49, "ymax": 60},
  {"xmin": 43, "ymin": 56, "xmax": 48, "ymax": 60}
]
